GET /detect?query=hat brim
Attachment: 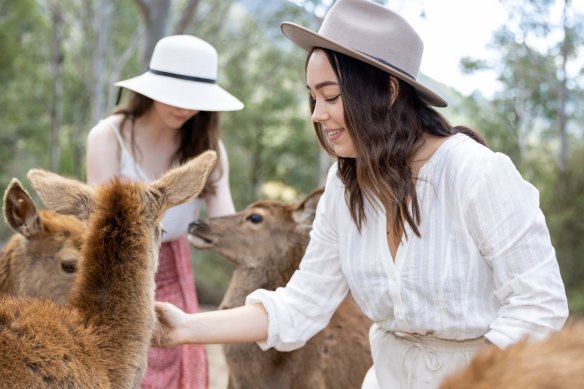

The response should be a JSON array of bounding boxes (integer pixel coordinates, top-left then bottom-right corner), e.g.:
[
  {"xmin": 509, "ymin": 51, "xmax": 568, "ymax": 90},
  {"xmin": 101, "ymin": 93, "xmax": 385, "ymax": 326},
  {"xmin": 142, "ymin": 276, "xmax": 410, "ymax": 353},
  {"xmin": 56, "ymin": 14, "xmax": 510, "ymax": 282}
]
[
  {"xmin": 115, "ymin": 72, "xmax": 244, "ymax": 112},
  {"xmin": 280, "ymin": 22, "xmax": 447, "ymax": 108}
]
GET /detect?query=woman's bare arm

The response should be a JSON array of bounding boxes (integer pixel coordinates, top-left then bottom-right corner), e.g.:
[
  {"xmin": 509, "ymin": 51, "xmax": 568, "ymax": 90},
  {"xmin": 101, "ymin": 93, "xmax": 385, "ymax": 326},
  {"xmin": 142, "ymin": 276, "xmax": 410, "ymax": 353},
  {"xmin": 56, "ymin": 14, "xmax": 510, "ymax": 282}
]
[{"xmin": 153, "ymin": 302, "xmax": 269, "ymax": 347}]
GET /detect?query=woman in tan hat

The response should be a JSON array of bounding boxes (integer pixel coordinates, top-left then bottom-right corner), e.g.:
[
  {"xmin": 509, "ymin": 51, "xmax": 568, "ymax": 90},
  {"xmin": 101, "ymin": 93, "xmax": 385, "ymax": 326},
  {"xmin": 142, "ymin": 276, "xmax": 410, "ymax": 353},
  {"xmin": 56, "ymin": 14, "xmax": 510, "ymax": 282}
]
[
  {"xmin": 151, "ymin": 1, "xmax": 568, "ymax": 388},
  {"xmin": 86, "ymin": 35, "xmax": 243, "ymax": 389}
]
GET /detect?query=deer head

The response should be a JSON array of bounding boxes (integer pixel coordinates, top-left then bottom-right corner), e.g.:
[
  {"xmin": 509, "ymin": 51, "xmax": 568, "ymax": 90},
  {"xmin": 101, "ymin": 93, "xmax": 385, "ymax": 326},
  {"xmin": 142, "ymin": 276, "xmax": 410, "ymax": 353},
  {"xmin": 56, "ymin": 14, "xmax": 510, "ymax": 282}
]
[
  {"xmin": 1, "ymin": 179, "xmax": 84, "ymax": 305},
  {"xmin": 188, "ymin": 188, "xmax": 323, "ymax": 269}
]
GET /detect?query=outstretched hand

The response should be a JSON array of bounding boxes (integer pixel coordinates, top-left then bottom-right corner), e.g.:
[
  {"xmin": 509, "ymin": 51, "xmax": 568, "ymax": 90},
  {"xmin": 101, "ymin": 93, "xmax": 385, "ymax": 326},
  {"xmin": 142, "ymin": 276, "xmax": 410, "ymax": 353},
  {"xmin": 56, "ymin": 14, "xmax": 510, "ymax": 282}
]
[{"xmin": 151, "ymin": 301, "xmax": 189, "ymax": 348}]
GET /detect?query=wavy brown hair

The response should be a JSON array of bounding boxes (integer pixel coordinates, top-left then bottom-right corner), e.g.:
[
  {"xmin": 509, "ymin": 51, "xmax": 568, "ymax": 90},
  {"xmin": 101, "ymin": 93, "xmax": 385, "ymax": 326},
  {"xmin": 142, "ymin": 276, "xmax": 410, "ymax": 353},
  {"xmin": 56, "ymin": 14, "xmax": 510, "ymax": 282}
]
[
  {"xmin": 112, "ymin": 92, "xmax": 222, "ymax": 195},
  {"xmin": 308, "ymin": 48, "xmax": 485, "ymax": 238}
]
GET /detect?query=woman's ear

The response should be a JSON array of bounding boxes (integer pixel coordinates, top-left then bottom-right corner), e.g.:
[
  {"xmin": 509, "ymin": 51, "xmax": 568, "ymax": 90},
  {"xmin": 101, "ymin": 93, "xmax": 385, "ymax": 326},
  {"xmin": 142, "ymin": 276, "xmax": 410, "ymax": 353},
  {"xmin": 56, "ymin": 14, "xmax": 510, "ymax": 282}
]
[{"xmin": 389, "ymin": 76, "xmax": 400, "ymax": 106}]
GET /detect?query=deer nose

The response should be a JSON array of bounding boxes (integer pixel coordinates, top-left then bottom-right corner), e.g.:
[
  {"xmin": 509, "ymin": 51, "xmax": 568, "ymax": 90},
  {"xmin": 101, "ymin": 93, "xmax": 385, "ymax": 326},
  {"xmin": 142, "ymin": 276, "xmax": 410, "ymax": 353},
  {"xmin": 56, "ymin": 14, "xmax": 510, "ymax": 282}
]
[{"xmin": 188, "ymin": 219, "xmax": 207, "ymax": 233}]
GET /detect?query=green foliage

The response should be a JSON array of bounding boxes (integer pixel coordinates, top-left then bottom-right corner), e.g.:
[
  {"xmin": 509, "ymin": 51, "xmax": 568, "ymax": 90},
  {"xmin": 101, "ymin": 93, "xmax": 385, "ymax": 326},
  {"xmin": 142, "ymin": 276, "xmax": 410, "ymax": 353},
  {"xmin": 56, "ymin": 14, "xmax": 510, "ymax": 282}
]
[
  {"xmin": 0, "ymin": 0, "xmax": 52, "ymax": 242},
  {"xmin": 543, "ymin": 144, "xmax": 584, "ymax": 301},
  {"xmin": 567, "ymin": 288, "xmax": 584, "ymax": 315},
  {"xmin": 187, "ymin": 0, "xmax": 322, "ymax": 209},
  {"xmin": 0, "ymin": 0, "xmax": 583, "ymax": 310}
]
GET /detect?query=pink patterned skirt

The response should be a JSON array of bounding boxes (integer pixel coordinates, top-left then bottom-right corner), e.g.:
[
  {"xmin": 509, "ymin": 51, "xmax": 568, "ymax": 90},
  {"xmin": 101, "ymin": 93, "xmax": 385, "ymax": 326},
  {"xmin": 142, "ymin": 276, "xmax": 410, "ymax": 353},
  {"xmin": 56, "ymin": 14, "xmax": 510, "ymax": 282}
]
[{"xmin": 141, "ymin": 236, "xmax": 208, "ymax": 389}]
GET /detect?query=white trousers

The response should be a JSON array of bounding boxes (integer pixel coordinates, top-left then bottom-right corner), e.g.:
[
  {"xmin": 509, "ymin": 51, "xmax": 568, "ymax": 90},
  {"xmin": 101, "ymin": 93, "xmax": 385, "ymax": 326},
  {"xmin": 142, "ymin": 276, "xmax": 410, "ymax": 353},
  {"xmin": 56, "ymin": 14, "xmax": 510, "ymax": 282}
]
[{"xmin": 362, "ymin": 324, "xmax": 488, "ymax": 389}]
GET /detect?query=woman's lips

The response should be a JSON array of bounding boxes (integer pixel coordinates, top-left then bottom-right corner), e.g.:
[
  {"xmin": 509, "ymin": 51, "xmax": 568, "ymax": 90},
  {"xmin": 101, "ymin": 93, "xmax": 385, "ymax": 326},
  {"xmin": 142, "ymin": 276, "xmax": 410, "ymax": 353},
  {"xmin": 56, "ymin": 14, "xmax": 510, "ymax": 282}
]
[{"xmin": 327, "ymin": 128, "xmax": 344, "ymax": 142}]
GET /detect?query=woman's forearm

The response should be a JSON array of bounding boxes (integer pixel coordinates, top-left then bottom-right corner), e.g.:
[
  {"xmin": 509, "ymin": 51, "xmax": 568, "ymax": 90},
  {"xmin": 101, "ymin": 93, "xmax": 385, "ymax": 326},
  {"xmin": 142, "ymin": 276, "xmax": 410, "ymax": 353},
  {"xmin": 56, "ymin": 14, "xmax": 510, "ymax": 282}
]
[{"xmin": 179, "ymin": 304, "xmax": 269, "ymax": 345}]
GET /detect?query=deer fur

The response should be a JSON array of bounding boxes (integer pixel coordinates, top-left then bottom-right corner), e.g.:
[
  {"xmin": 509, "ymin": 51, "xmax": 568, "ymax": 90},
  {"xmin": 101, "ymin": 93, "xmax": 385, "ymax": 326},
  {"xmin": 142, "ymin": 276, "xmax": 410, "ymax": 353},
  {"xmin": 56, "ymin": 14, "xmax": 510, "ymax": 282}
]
[
  {"xmin": 0, "ymin": 179, "xmax": 84, "ymax": 305},
  {"xmin": 188, "ymin": 188, "xmax": 373, "ymax": 389},
  {"xmin": 0, "ymin": 151, "xmax": 216, "ymax": 389},
  {"xmin": 439, "ymin": 319, "xmax": 584, "ymax": 389}
]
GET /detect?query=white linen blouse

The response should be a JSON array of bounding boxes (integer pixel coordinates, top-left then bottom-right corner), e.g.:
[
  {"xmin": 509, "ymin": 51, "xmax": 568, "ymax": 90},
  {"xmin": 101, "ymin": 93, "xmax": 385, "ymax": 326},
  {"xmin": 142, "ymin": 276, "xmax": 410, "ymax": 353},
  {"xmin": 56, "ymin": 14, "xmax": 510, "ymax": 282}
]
[{"xmin": 246, "ymin": 133, "xmax": 568, "ymax": 350}]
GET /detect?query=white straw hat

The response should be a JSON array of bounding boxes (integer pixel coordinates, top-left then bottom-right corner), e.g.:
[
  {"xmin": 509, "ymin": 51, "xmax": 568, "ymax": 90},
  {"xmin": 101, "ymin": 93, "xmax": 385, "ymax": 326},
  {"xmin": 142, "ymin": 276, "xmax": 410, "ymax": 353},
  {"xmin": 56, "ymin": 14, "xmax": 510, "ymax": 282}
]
[
  {"xmin": 280, "ymin": 0, "xmax": 447, "ymax": 107},
  {"xmin": 115, "ymin": 35, "xmax": 244, "ymax": 111}
]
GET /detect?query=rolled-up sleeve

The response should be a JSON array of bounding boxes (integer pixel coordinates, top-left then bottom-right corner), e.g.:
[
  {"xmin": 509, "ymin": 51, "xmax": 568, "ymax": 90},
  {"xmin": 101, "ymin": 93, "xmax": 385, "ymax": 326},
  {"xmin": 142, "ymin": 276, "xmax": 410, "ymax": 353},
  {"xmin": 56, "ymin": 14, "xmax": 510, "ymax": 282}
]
[
  {"xmin": 464, "ymin": 153, "xmax": 569, "ymax": 348},
  {"xmin": 246, "ymin": 165, "xmax": 350, "ymax": 351}
]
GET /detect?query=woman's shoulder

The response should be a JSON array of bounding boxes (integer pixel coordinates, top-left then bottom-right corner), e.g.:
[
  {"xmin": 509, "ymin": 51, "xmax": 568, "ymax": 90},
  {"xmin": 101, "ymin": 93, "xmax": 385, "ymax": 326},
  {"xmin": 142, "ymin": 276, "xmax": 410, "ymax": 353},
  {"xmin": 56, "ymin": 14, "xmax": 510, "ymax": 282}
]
[
  {"xmin": 440, "ymin": 133, "xmax": 497, "ymax": 178},
  {"xmin": 441, "ymin": 134, "xmax": 527, "ymax": 197},
  {"xmin": 446, "ymin": 133, "xmax": 493, "ymax": 161},
  {"xmin": 88, "ymin": 114, "xmax": 124, "ymax": 137}
]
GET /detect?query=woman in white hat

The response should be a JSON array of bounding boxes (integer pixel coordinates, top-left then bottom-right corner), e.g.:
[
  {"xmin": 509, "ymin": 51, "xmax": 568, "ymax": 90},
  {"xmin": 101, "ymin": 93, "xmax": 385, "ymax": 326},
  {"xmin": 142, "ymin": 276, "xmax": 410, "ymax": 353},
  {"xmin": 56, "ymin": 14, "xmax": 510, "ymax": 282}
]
[
  {"xmin": 151, "ymin": 1, "xmax": 568, "ymax": 388},
  {"xmin": 86, "ymin": 34, "xmax": 243, "ymax": 389}
]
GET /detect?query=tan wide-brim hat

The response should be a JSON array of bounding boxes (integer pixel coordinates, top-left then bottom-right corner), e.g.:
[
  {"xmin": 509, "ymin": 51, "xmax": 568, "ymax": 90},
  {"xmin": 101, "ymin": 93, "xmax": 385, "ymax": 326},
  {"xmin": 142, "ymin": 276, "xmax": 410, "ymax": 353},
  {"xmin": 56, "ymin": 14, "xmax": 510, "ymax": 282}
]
[
  {"xmin": 115, "ymin": 35, "xmax": 244, "ymax": 112},
  {"xmin": 281, "ymin": 0, "xmax": 447, "ymax": 107}
]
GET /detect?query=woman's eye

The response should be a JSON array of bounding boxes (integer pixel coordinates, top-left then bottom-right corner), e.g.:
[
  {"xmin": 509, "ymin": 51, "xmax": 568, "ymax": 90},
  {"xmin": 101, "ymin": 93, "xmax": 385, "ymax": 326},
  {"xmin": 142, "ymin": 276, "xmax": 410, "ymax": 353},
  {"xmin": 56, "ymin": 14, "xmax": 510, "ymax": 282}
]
[
  {"xmin": 246, "ymin": 213, "xmax": 263, "ymax": 224},
  {"xmin": 325, "ymin": 95, "xmax": 340, "ymax": 103}
]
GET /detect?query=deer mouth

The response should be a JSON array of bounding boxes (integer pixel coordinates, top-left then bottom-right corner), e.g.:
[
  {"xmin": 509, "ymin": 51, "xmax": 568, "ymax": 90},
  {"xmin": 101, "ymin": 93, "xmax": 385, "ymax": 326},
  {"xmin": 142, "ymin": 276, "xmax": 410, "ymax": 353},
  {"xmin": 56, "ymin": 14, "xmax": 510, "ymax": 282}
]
[{"xmin": 188, "ymin": 233, "xmax": 215, "ymax": 249}]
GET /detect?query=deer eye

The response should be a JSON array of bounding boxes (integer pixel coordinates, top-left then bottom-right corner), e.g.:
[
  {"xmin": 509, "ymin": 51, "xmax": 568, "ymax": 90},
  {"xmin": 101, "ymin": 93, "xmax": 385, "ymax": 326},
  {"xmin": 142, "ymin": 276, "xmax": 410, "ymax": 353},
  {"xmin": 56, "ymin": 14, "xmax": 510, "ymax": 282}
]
[
  {"xmin": 61, "ymin": 261, "xmax": 77, "ymax": 274},
  {"xmin": 246, "ymin": 213, "xmax": 263, "ymax": 224}
]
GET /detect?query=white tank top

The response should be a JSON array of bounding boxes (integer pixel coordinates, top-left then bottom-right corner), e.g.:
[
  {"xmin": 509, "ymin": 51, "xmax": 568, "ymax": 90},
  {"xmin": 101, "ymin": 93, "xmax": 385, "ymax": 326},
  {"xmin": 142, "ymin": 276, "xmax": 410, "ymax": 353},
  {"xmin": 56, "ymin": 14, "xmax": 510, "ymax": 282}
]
[{"xmin": 107, "ymin": 119, "xmax": 201, "ymax": 242}]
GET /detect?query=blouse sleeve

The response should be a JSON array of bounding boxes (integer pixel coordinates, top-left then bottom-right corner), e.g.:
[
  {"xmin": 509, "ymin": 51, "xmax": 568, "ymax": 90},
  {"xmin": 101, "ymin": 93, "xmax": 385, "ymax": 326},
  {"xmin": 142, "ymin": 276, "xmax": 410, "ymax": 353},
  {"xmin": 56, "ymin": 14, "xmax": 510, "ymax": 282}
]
[
  {"xmin": 464, "ymin": 152, "xmax": 568, "ymax": 348},
  {"xmin": 245, "ymin": 164, "xmax": 350, "ymax": 351}
]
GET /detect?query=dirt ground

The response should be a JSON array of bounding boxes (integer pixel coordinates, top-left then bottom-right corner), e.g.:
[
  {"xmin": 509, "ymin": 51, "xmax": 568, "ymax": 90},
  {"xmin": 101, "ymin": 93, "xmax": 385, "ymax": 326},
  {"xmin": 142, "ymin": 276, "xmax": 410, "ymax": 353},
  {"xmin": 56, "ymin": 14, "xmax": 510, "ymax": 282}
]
[
  {"xmin": 200, "ymin": 305, "xmax": 228, "ymax": 389},
  {"xmin": 206, "ymin": 343, "xmax": 228, "ymax": 389}
]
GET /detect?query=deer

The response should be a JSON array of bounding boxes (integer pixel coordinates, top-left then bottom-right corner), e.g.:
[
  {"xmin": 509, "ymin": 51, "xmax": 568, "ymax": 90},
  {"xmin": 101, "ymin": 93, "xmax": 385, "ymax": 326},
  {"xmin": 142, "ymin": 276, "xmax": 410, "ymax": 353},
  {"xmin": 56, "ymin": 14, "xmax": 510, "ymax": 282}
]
[
  {"xmin": 0, "ymin": 180, "xmax": 84, "ymax": 305},
  {"xmin": 0, "ymin": 150, "xmax": 217, "ymax": 389},
  {"xmin": 188, "ymin": 188, "xmax": 373, "ymax": 389},
  {"xmin": 439, "ymin": 319, "xmax": 584, "ymax": 389}
]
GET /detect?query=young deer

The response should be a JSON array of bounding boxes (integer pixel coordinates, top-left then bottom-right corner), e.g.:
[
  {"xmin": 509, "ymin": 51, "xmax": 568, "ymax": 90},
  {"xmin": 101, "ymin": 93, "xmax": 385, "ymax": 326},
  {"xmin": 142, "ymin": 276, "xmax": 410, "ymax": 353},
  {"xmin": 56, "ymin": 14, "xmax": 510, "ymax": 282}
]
[
  {"xmin": 0, "ymin": 151, "xmax": 216, "ymax": 389},
  {"xmin": 188, "ymin": 188, "xmax": 372, "ymax": 389},
  {"xmin": 439, "ymin": 319, "xmax": 584, "ymax": 389},
  {"xmin": 1, "ymin": 180, "xmax": 84, "ymax": 305}
]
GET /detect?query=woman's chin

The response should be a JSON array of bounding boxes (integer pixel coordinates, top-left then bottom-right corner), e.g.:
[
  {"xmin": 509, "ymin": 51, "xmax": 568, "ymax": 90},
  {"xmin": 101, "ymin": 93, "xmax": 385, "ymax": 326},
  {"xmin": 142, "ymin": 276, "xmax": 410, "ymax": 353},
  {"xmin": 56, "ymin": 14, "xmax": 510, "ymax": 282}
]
[{"xmin": 334, "ymin": 146, "xmax": 357, "ymax": 159}]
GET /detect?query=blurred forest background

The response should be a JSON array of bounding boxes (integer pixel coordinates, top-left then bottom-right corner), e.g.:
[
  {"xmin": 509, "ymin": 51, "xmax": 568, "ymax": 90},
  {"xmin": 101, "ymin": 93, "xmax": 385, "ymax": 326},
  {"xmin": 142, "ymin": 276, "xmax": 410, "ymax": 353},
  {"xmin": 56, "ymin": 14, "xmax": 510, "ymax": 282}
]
[{"xmin": 1, "ymin": 0, "xmax": 583, "ymax": 312}]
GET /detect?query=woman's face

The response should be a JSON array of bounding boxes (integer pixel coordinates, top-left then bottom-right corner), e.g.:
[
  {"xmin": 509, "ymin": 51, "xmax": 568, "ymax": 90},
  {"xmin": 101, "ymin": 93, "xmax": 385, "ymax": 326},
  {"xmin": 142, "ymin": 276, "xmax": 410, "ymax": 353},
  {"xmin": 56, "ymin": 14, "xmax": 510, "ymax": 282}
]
[
  {"xmin": 306, "ymin": 49, "xmax": 357, "ymax": 158},
  {"xmin": 152, "ymin": 101, "xmax": 199, "ymax": 130}
]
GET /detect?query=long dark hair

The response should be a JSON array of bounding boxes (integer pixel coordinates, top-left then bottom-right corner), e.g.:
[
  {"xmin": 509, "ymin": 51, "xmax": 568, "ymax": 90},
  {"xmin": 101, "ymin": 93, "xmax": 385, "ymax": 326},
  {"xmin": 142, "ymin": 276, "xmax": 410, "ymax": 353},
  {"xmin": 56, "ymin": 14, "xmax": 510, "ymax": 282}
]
[
  {"xmin": 308, "ymin": 48, "xmax": 485, "ymax": 238},
  {"xmin": 112, "ymin": 92, "xmax": 221, "ymax": 195}
]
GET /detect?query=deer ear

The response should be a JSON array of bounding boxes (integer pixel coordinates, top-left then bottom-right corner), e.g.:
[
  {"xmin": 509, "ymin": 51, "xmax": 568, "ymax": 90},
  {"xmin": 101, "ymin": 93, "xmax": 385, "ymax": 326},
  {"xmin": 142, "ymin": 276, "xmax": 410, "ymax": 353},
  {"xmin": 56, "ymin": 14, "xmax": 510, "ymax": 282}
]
[
  {"xmin": 27, "ymin": 169, "xmax": 96, "ymax": 220},
  {"xmin": 292, "ymin": 188, "xmax": 324, "ymax": 227},
  {"xmin": 153, "ymin": 150, "xmax": 217, "ymax": 212},
  {"xmin": 3, "ymin": 178, "xmax": 41, "ymax": 238}
]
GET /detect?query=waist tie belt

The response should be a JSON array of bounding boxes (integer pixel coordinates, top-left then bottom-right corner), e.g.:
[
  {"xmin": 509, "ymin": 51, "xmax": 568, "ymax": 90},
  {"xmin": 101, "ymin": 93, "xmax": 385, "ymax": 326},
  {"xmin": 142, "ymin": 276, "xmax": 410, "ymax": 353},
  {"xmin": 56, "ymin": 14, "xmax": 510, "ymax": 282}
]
[{"xmin": 392, "ymin": 331, "xmax": 486, "ymax": 389}]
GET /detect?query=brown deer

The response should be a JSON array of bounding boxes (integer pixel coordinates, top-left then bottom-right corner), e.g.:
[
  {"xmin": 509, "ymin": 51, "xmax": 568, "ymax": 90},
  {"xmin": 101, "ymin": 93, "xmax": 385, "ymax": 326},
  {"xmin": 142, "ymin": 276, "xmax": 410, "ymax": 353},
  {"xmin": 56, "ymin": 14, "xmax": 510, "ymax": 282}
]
[
  {"xmin": 1, "ymin": 179, "xmax": 84, "ymax": 305},
  {"xmin": 0, "ymin": 151, "xmax": 216, "ymax": 389},
  {"xmin": 188, "ymin": 188, "xmax": 373, "ymax": 389},
  {"xmin": 439, "ymin": 319, "xmax": 584, "ymax": 389}
]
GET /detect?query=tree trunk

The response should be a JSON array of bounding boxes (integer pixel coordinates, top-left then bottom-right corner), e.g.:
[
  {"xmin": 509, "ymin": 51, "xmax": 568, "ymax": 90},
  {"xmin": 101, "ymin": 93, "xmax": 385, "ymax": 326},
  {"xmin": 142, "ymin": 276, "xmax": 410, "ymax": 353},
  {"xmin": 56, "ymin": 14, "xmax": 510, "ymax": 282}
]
[
  {"xmin": 173, "ymin": 0, "xmax": 200, "ymax": 34},
  {"xmin": 49, "ymin": 4, "xmax": 64, "ymax": 172},
  {"xmin": 133, "ymin": 0, "xmax": 172, "ymax": 69},
  {"xmin": 556, "ymin": 0, "xmax": 570, "ymax": 194},
  {"xmin": 107, "ymin": 28, "xmax": 142, "ymax": 109},
  {"xmin": 90, "ymin": 0, "xmax": 113, "ymax": 125}
]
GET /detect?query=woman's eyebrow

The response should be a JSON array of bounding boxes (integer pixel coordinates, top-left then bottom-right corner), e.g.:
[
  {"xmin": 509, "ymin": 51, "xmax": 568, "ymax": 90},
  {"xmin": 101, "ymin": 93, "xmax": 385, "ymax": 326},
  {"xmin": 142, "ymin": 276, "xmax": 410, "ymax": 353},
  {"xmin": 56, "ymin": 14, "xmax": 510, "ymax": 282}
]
[{"xmin": 306, "ymin": 80, "xmax": 339, "ymax": 91}]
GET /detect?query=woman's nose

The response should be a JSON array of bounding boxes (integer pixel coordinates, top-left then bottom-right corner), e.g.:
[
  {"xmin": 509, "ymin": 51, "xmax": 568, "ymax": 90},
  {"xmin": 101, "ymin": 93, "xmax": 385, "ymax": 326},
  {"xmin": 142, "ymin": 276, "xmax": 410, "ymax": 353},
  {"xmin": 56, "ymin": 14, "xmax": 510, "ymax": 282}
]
[
  {"xmin": 311, "ymin": 101, "xmax": 329, "ymax": 123},
  {"xmin": 177, "ymin": 108, "xmax": 199, "ymax": 115}
]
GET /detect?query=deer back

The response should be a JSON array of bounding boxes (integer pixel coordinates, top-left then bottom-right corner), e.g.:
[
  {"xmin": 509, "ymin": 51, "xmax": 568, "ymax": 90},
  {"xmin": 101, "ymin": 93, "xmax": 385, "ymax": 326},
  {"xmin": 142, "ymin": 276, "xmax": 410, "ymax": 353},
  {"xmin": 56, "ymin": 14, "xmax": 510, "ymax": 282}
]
[{"xmin": 440, "ymin": 319, "xmax": 584, "ymax": 389}]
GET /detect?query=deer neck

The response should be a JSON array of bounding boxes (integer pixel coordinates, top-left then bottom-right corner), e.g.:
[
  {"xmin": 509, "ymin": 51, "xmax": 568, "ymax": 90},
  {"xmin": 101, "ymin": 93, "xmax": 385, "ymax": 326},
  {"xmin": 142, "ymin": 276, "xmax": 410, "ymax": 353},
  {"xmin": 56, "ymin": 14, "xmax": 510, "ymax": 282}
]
[
  {"xmin": 68, "ymin": 184, "xmax": 156, "ymax": 387},
  {"xmin": 220, "ymin": 246, "xmax": 304, "ymax": 310},
  {"xmin": 0, "ymin": 249, "xmax": 12, "ymax": 292},
  {"xmin": 0, "ymin": 239, "xmax": 19, "ymax": 293}
]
